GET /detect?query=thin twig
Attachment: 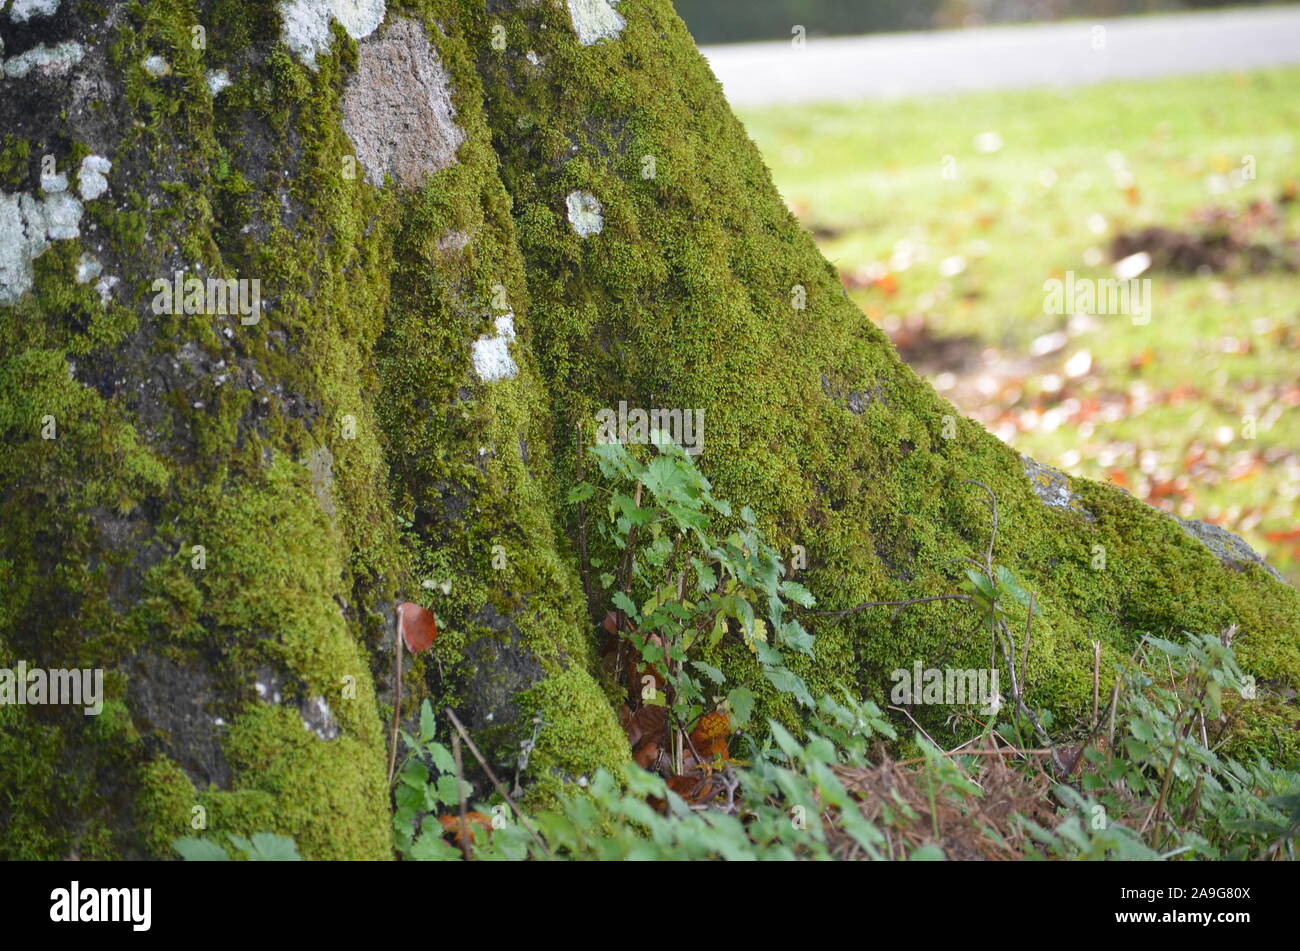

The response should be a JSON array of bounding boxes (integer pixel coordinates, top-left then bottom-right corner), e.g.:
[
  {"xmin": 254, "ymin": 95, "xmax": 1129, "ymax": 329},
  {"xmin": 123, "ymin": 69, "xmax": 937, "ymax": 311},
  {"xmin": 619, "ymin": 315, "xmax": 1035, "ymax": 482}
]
[
  {"xmin": 894, "ymin": 747, "xmax": 1057, "ymax": 768},
  {"xmin": 1091, "ymin": 640, "xmax": 1101, "ymax": 732},
  {"xmin": 574, "ymin": 422, "xmax": 594, "ymax": 613},
  {"xmin": 888, "ymin": 704, "xmax": 942, "ymax": 751},
  {"xmin": 1021, "ymin": 590, "xmax": 1035, "ymax": 689},
  {"xmin": 452, "ymin": 732, "xmax": 472, "ymax": 861},
  {"xmin": 620, "ymin": 482, "xmax": 644, "ymax": 598},
  {"xmin": 962, "ymin": 479, "xmax": 998, "ymax": 575},
  {"xmin": 443, "ymin": 707, "xmax": 556, "ymax": 860},
  {"xmin": 387, "ymin": 610, "xmax": 403, "ymax": 787}
]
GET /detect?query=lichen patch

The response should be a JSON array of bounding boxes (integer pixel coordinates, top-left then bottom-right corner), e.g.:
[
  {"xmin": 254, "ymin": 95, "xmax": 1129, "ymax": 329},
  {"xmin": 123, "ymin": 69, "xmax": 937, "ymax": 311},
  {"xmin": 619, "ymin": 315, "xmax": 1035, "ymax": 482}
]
[
  {"xmin": 77, "ymin": 155, "xmax": 111, "ymax": 201},
  {"xmin": 206, "ymin": 69, "xmax": 231, "ymax": 96},
  {"xmin": 1021, "ymin": 455, "xmax": 1095, "ymax": 521},
  {"xmin": 75, "ymin": 253, "xmax": 101, "ymax": 284},
  {"xmin": 566, "ymin": 0, "xmax": 625, "ymax": 46},
  {"xmin": 0, "ymin": 188, "xmax": 84, "ymax": 304},
  {"xmin": 279, "ymin": 0, "xmax": 386, "ymax": 70},
  {"xmin": 340, "ymin": 18, "xmax": 464, "ymax": 188},
  {"xmin": 472, "ymin": 313, "xmax": 519, "ymax": 383},
  {"xmin": 40, "ymin": 169, "xmax": 68, "ymax": 194},
  {"xmin": 8, "ymin": 0, "xmax": 60, "ymax": 23},
  {"xmin": 566, "ymin": 189, "xmax": 603, "ymax": 236},
  {"xmin": 3, "ymin": 41, "xmax": 84, "ymax": 79}
]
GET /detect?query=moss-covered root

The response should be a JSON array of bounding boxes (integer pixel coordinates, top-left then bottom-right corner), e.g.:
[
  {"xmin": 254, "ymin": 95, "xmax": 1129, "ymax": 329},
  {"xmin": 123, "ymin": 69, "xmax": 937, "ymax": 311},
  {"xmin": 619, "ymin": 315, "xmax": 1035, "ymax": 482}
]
[
  {"xmin": 0, "ymin": 0, "xmax": 624, "ymax": 859},
  {"xmin": 463, "ymin": 0, "xmax": 1300, "ymax": 757}
]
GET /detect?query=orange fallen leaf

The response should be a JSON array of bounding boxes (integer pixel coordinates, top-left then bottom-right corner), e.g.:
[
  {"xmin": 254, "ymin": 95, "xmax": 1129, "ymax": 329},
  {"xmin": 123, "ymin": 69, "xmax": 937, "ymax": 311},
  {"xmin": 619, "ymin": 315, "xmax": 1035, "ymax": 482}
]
[
  {"xmin": 688, "ymin": 711, "xmax": 731, "ymax": 761},
  {"xmin": 438, "ymin": 812, "xmax": 492, "ymax": 844},
  {"xmin": 397, "ymin": 602, "xmax": 438, "ymax": 653}
]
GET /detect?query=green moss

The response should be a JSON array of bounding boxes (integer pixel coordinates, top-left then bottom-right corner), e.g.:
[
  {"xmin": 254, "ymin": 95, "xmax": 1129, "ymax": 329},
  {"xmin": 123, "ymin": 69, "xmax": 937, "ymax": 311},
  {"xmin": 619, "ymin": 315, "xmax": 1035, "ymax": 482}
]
[
  {"xmin": 516, "ymin": 667, "xmax": 633, "ymax": 805},
  {"xmin": 0, "ymin": 134, "xmax": 31, "ymax": 190},
  {"xmin": 464, "ymin": 0, "xmax": 1300, "ymax": 753},
  {"xmin": 218, "ymin": 705, "xmax": 389, "ymax": 859},
  {"xmin": 3, "ymin": 0, "xmax": 1295, "ymax": 858},
  {"xmin": 134, "ymin": 757, "xmax": 197, "ymax": 858}
]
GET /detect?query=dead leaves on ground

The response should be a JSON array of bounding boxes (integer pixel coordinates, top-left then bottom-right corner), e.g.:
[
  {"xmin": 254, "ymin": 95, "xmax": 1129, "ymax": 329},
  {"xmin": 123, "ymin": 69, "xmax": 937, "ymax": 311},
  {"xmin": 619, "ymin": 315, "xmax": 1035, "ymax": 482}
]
[
  {"xmin": 825, "ymin": 740, "xmax": 1058, "ymax": 861},
  {"xmin": 600, "ymin": 611, "xmax": 734, "ymax": 810}
]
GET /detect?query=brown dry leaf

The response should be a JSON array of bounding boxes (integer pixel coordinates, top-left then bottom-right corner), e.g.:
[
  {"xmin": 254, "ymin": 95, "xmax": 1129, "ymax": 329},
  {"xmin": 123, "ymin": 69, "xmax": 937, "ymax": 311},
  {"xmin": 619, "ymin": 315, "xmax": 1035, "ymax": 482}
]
[
  {"xmin": 620, "ymin": 703, "xmax": 668, "ymax": 749},
  {"xmin": 689, "ymin": 711, "xmax": 731, "ymax": 761},
  {"xmin": 397, "ymin": 601, "xmax": 438, "ymax": 653},
  {"xmin": 633, "ymin": 737, "xmax": 664, "ymax": 771},
  {"xmin": 438, "ymin": 812, "xmax": 492, "ymax": 844}
]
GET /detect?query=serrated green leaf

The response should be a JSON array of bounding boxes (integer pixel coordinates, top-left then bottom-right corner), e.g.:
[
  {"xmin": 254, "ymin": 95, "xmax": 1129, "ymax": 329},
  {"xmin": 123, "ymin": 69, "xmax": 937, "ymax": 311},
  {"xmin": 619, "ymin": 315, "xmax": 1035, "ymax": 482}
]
[
  {"xmin": 692, "ymin": 660, "xmax": 726, "ymax": 684},
  {"xmin": 172, "ymin": 837, "xmax": 230, "ymax": 861}
]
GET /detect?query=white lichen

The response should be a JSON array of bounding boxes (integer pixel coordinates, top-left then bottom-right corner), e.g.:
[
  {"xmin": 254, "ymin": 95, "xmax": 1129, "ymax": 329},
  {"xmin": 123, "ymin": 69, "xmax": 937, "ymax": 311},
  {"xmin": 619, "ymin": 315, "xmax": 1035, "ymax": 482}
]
[
  {"xmin": 0, "ymin": 188, "xmax": 83, "ymax": 304},
  {"xmin": 77, "ymin": 155, "xmax": 111, "ymax": 201},
  {"xmin": 566, "ymin": 0, "xmax": 624, "ymax": 46},
  {"xmin": 206, "ymin": 69, "xmax": 232, "ymax": 96},
  {"xmin": 3, "ymin": 41, "xmax": 84, "ymax": 79},
  {"xmin": 142, "ymin": 54, "xmax": 170, "ymax": 77},
  {"xmin": 94, "ymin": 274, "xmax": 118, "ymax": 307},
  {"xmin": 566, "ymin": 190, "xmax": 603, "ymax": 237},
  {"xmin": 75, "ymin": 253, "xmax": 101, "ymax": 284},
  {"xmin": 8, "ymin": 0, "xmax": 60, "ymax": 23},
  {"xmin": 40, "ymin": 169, "xmax": 68, "ymax": 194},
  {"xmin": 279, "ymin": 0, "xmax": 386, "ymax": 70},
  {"xmin": 301, "ymin": 696, "xmax": 339, "ymax": 740},
  {"xmin": 42, "ymin": 191, "xmax": 81, "ymax": 239},
  {"xmin": 471, "ymin": 313, "xmax": 519, "ymax": 383}
]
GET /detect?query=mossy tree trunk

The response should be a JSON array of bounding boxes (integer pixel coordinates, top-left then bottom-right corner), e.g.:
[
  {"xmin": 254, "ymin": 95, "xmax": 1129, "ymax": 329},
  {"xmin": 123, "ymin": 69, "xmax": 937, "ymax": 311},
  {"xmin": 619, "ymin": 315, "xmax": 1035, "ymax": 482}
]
[{"xmin": 2, "ymin": 0, "xmax": 1296, "ymax": 858}]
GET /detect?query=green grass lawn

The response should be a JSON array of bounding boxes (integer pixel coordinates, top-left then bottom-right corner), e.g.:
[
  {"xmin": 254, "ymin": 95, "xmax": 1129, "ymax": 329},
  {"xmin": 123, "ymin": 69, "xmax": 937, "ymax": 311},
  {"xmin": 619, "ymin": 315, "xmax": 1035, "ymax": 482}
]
[{"xmin": 738, "ymin": 68, "xmax": 1300, "ymax": 582}]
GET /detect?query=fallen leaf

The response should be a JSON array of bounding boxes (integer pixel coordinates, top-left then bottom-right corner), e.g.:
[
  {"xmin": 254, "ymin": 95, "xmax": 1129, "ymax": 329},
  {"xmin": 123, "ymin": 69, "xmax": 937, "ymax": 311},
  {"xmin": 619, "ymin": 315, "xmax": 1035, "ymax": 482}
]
[
  {"xmin": 438, "ymin": 812, "xmax": 492, "ymax": 844},
  {"xmin": 688, "ymin": 711, "xmax": 731, "ymax": 761},
  {"xmin": 397, "ymin": 601, "xmax": 438, "ymax": 653}
]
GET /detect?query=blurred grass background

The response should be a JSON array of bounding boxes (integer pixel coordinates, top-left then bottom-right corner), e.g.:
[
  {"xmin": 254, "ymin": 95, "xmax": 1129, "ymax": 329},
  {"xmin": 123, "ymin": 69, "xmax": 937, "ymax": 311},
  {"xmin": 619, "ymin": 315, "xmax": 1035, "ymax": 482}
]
[
  {"xmin": 735, "ymin": 68, "xmax": 1300, "ymax": 581},
  {"xmin": 674, "ymin": 0, "xmax": 1282, "ymax": 43}
]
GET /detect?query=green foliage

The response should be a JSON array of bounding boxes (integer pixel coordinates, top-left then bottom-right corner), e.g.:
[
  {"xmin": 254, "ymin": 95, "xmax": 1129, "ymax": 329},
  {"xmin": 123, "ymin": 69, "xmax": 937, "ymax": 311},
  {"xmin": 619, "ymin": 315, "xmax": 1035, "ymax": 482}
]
[
  {"xmin": 391, "ymin": 700, "xmax": 475, "ymax": 862},
  {"xmin": 172, "ymin": 832, "xmax": 301, "ymax": 861},
  {"xmin": 472, "ymin": 689, "xmax": 899, "ymax": 861},
  {"xmin": 574, "ymin": 433, "xmax": 818, "ymax": 753},
  {"xmin": 1021, "ymin": 631, "xmax": 1299, "ymax": 860}
]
